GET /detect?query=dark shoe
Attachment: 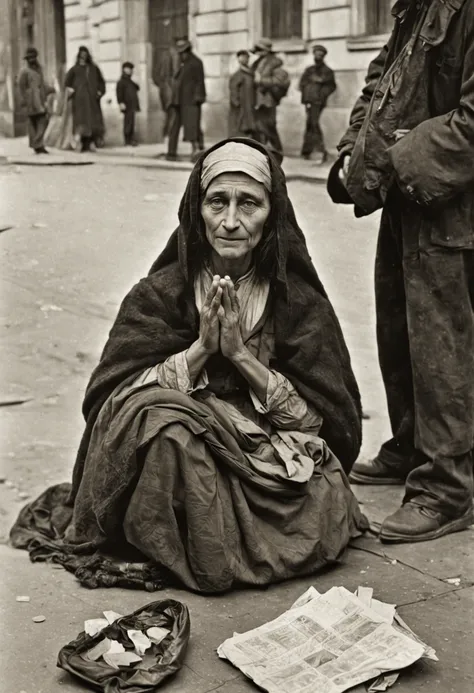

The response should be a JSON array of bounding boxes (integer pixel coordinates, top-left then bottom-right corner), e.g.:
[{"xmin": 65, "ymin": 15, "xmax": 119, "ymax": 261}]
[
  {"xmin": 165, "ymin": 153, "xmax": 178, "ymax": 161},
  {"xmin": 349, "ymin": 454, "xmax": 408, "ymax": 485},
  {"xmin": 35, "ymin": 147, "xmax": 49, "ymax": 154},
  {"xmin": 301, "ymin": 153, "xmax": 311, "ymax": 160},
  {"xmin": 380, "ymin": 503, "xmax": 474, "ymax": 544}
]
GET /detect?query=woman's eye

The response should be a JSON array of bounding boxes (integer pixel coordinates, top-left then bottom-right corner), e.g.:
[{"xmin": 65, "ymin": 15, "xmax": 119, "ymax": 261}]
[
  {"xmin": 242, "ymin": 200, "xmax": 257, "ymax": 210},
  {"xmin": 209, "ymin": 198, "xmax": 225, "ymax": 209}
]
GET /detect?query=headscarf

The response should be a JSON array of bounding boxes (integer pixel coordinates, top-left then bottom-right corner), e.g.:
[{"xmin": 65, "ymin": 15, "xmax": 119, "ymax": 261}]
[{"xmin": 200, "ymin": 141, "xmax": 272, "ymax": 193}]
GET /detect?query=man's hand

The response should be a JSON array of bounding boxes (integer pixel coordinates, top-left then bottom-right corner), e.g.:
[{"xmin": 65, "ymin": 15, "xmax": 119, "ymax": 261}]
[
  {"xmin": 198, "ymin": 276, "xmax": 222, "ymax": 355},
  {"xmin": 119, "ymin": 103, "xmax": 126, "ymax": 112},
  {"xmin": 338, "ymin": 154, "xmax": 350, "ymax": 187},
  {"xmin": 217, "ymin": 278, "xmax": 245, "ymax": 361}
]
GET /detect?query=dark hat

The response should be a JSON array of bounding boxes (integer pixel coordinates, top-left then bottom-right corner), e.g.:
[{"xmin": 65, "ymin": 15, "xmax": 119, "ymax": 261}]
[
  {"xmin": 252, "ymin": 38, "xmax": 272, "ymax": 53},
  {"xmin": 312, "ymin": 44, "xmax": 328, "ymax": 55},
  {"xmin": 236, "ymin": 49, "xmax": 250, "ymax": 57},
  {"xmin": 176, "ymin": 38, "xmax": 192, "ymax": 53},
  {"xmin": 24, "ymin": 47, "xmax": 38, "ymax": 60},
  {"xmin": 122, "ymin": 61, "xmax": 134, "ymax": 69}
]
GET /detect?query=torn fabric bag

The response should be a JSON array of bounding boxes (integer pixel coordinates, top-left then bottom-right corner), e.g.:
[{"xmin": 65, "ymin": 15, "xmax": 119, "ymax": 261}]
[{"xmin": 57, "ymin": 599, "xmax": 190, "ymax": 692}]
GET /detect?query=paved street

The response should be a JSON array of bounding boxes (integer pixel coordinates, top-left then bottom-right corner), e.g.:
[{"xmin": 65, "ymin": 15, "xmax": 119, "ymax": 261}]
[{"xmin": 1, "ymin": 158, "xmax": 473, "ymax": 692}]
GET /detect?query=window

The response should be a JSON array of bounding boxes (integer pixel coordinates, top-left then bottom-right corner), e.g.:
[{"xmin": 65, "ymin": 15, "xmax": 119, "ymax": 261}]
[
  {"xmin": 261, "ymin": 0, "xmax": 303, "ymax": 41},
  {"xmin": 365, "ymin": 0, "xmax": 394, "ymax": 35}
]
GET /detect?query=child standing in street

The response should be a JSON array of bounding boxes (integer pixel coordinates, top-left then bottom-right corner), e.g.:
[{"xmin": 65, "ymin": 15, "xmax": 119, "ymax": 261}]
[{"xmin": 116, "ymin": 62, "xmax": 140, "ymax": 146}]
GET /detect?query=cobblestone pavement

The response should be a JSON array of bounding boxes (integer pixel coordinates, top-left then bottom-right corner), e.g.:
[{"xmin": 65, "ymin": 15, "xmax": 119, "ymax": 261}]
[{"xmin": 1, "ymin": 160, "xmax": 472, "ymax": 693}]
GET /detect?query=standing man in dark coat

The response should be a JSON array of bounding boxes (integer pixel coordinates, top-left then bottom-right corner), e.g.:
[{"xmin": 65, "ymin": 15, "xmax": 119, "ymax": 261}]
[
  {"xmin": 228, "ymin": 50, "xmax": 256, "ymax": 138},
  {"xmin": 251, "ymin": 38, "xmax": 290, "ymax": 163},
  {"xmin": 65, "ymin": 46, "xmax": 106, "ymax": 152},
  {"xmin": 18, "ymin": 47, "xmax": 55, "ymax": 154},
  {"xmin": 299, "ymin": 45, "xmax": 336, "ymax": 164},
  {"xmin": 328, "ymin": 0, "xmax": 474, "ymax": 543},
  {"xmin": 116, "ymin": 61, "xmax": 140, "ymax": 146},
  {"xmin": 166, "ymin": 38, "xmax": 206, "ymax": 162}
]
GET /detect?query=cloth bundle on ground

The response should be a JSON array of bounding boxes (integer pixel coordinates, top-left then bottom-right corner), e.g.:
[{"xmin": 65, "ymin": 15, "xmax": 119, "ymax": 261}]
[
  {"xmin": 11, "ymin": 137, "xmax": 365, "ymax": 593},
  {"xmin": 57, "ymin": 599, "xmax": 190, "ymax": 692}
]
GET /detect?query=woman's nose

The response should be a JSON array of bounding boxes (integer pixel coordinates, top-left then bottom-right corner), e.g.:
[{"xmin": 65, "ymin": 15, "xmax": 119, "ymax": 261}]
[{"xmin": 223, "ymin": 202, "xmax": 240, "ymax": 231}]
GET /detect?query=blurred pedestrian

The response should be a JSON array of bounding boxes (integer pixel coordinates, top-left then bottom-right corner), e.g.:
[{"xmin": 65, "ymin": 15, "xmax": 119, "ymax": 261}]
[
  {"xmin": 228, "ymin": 50, "xmax": 256, "ymax": 139},
  {"xmin": 116, "ymin": 62, "xmax": 140, "ymax": 146},
  {"xmin": 166, "ymin": 38, "xmax": 206, "ymax": 162},
  {"xmin": 18, "ymin": 47, "xmax": 55, "ymax": 154},
  {"xmin": 299, "ymin": 45, "xmax": 336, "ymax": 164},
  {"xmin": 251, "ymin": 38, "xmax": 290, "ymax": 163},
  {"xmin": 65, "ymin": 46, "xmax": 106, "ymax": 152}
]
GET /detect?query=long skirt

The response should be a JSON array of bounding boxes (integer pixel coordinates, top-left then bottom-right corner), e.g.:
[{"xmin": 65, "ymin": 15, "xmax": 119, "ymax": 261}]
[{"xmin": 66, "ymin": 384, "xmax": 365, "ymax": 593}]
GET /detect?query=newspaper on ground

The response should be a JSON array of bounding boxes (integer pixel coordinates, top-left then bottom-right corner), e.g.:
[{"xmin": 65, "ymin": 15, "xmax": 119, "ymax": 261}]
[{"xmin": 218, "ymin": 585, "xmax": 436, "ymax": 693}]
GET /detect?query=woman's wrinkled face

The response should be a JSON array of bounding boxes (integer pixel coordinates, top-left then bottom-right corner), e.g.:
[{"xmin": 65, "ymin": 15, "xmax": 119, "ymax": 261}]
[{"xmin": 201, "ymin": 172, "xmax": 271, "ymax": 265}]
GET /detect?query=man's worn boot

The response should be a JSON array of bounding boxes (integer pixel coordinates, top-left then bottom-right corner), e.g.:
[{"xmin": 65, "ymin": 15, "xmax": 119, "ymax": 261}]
[
  {"xmin": 380, "ymin": 503, "xmax": 474, "ymax": 543},
  {"xmin": 349, "ymin": 448, "xmax": 414, "ymax": 485}
]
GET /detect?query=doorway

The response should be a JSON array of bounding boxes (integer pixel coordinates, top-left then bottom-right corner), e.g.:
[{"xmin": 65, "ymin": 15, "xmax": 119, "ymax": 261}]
[{"xmin": 149, "ymin": 0, "xmax": 188, "ymax": 88}]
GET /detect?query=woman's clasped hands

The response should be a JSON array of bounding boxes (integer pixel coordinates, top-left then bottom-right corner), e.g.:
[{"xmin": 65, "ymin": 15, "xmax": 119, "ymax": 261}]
[{"xmin": 199, "ymin": 275, "xmax": 245, "ymax": 360}]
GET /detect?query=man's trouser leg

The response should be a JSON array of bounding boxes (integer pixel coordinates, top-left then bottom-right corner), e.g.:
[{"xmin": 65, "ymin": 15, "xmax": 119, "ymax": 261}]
[
  {"xmin": 123, "ymin": 110, "xmax": 135, "ymax": 144},
  {"xmin": 302, "ymin": 104, "xmax": 324, "ymax": 156},
  {"xmin": 374, "ymin": 199, "xmax": 418, "ymax": 469},
  {"xmin": 401, "ymin": 214, "xmax": 474, "ymax": 516},
  {"xmin": 28, "ymin": 113, "xmax": 48, "ymax": 150},
  {"xmin": 255, "ymin": 107, "xmax": 283, "ymax": 160},
  {"xmin": 167, "ymin": 106, "xmax": 181, "ymax": 156}
]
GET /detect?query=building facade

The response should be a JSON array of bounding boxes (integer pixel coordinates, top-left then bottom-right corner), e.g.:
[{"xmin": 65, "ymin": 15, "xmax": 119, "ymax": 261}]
[{"xmin": 0, "ymin": 0, "xmax": 394, "ymax": 152}]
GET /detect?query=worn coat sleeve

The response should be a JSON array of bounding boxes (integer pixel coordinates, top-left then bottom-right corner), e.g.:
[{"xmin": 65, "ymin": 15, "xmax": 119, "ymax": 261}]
[
  {"xmin": 229, "ymin": 71, "xmax": 242, "ymax": 107},
  {"xmin": 96, "ymin": 66, "xmax": 106, "ymax": 97},
  {"xmin": 194, "ymin": 59, "xmax": 206, "ymax": 104},
  {"xmin": 116, "ymin": 80, "xmax": 125, "ymax": 105},
  {"xmin": 337, "ymin": 45, "xmax": 388, "ymax": 154},
  {"xmin": 388, "ymin": 28, "xmax": 474, "ymax": 205}
]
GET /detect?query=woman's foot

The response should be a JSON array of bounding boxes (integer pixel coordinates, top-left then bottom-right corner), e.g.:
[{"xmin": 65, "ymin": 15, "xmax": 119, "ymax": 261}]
[
  {"xmin": 34, "ymin": 147, "xmax": 49, "ymax": 154},
  {"xmin": 380, "ymin": 503, "xmax": 474, "ymax": 543}
]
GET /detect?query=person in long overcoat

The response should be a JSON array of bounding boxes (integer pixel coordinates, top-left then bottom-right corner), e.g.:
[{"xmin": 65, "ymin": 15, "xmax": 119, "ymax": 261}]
[
  {"xmin": 328, "ymin": 0, "xmax": 474, "ymax": 544},
  {"xmin": 166, "ymin": 39, "xmax": 206, "ymax": 162},
  {"xmin": 18, "ymin": 47, "xmax": 55, "ymax": 154},
  {"xmin": 228, "ymin": 50, "xmax": 256, "ymax": 138},
  {"xmin": 65, "ymin": 46, "xmax": 106, "ymax": 152},
  {"xmin": 299, "ymin": 44, "xmax": 336, "ymax": 164},
  {"xmin": 251, "ymin": 38, "xmax": 290, "ymax": 163}
]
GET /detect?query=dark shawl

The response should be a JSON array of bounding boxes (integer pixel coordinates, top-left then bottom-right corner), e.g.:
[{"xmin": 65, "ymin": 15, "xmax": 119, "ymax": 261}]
[{"xmin": 71, "ymin": 137, "xmax": 361, "ymax": 500}]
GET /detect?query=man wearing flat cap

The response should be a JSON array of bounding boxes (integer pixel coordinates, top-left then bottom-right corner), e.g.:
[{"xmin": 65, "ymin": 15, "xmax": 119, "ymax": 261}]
[
  {"xmin": 251, "ymin": 38, "xmax": 290, "ymax": 163},
  {"xmin": 299, "ymin": 45, "xmax": 336, "ymax": 164},
  {"xmin": 18, "ymin": 47, "xmax": 55, "ymax": 154}
]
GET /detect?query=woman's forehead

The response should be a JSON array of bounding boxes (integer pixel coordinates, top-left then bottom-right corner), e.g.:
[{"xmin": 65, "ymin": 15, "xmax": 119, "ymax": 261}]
[{"xmin": 206, "ymin": 172, "xmax": 267, "ymax": 195}]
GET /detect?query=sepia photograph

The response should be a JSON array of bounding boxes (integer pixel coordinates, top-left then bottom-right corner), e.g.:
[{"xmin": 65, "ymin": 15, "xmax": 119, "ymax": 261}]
[{"xmin": 0, "ymin": 0, "xmax": 472, "ymax": 691}]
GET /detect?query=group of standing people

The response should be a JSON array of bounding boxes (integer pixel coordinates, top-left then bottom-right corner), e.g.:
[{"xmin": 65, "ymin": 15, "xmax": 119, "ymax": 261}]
[
  {"xmin": 229, "ymin": 39, "xmax": 336, "ymax": 164},
  {"xmin": 19, "ymin": 37, "xmax": 336, "ymax": 164},
  {"xmin": 18, "ymin": 45, "xmax": 106, "ymax": 154}
]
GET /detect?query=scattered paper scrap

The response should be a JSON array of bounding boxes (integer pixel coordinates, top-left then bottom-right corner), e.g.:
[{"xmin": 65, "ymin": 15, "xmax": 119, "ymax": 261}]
[
  {"xmin": 84, "ymin": 618, "xmax": 109, "ymax": 636},
  {"xmin": 218, "ymin": 585, "xmax": 433, "ymax": 693},
  {"xmin": 17, "ymin": 491, "xmax": 30, "ymax": 500},
  {"xmin": 107, "ymin": 640, "xmax": 126, "ymax": 655},
  {"xmin": 40, "ymin": 303, "xmax": 63, "ymax": 312},
  {"xmin": 103, "ymin": 610, "xmax": 123, "ymax": 625},
  {"xmin": 103, "ymin": 652, "xmax": 142, "ymax": 669},
  {"xmin": 32, "ymin": 615, "xmax": 46, "ymax": 623},
  {"xmin": 127, "ymin": 629, "xmax": 151, "ymax": 656},
  {"xmin": 147, "ymin": 626, "xmax": 170, "ymax": 645},
  {"xmin": 368, "ymin": 671, "xmax": 400, "ymax": 692},
  {"xmin": 446, "ymin": 577, "xmax": 461, "ymax": 586},
  {"xmin": 16, "ymin": 595, "xmax": 30, "ymax": 602},
  {"xmin": 31, "ymin": 222, "xmax": 48, "ymax": 229},
  {"xmin": 83, "ymin": 638, "xmax": 113, "ymax": 662},
  {"xmin": 143, "ymin": 194, "xmax": 159, "ymax": 202}
]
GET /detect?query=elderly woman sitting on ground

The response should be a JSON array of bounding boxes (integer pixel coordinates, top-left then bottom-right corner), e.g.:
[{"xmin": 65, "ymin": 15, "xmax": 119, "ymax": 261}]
[{"xmin": 12, "ymin": 139, "xmax": 365, "ymax": 593}]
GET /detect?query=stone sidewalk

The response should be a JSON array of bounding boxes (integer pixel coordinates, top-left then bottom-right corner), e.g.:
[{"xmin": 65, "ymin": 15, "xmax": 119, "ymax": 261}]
[{"xmin": 0, "ymin": 136, "xmax": 332, "ymax": 183}]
